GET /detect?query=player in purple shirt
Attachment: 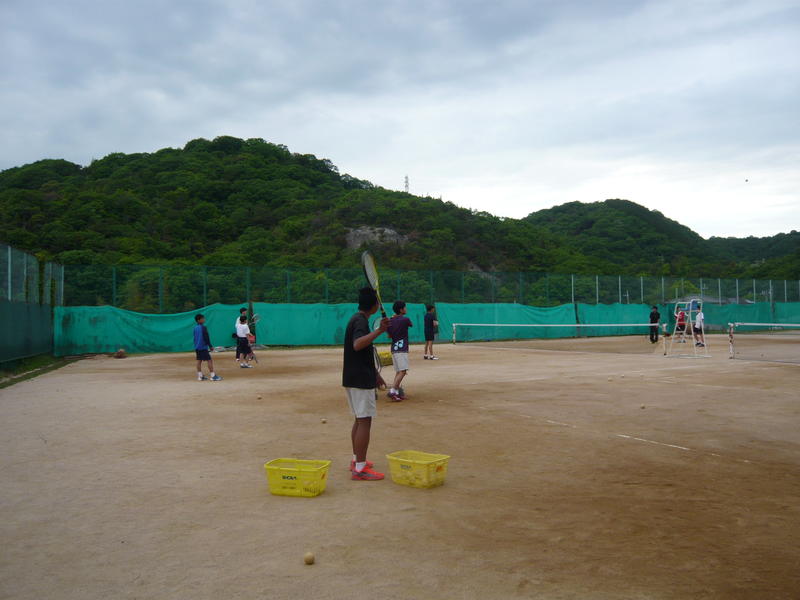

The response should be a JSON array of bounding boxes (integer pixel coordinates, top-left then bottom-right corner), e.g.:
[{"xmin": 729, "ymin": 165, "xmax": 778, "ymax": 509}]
[{"xmin": 387, "ymin": 300, "xmax": 413, "ymax": 401}]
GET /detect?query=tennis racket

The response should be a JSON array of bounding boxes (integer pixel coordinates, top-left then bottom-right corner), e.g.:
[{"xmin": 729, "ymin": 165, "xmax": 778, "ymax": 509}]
[{"xmin": 361, "ymin": 250, "xmax": 386, "ymax": 318}]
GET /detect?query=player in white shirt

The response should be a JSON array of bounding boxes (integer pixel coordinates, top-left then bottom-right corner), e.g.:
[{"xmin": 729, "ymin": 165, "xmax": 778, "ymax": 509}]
[
  {"xmin": 233, "ymin": 307, "xmax": 247, "ymax": 362},
  {"xmin": 692, "ymin": 305, "xmax": 705, "ymax": 347},
  {"xmin": 235, "ymin": 316, "xmax": 254, "ymax": 367}
]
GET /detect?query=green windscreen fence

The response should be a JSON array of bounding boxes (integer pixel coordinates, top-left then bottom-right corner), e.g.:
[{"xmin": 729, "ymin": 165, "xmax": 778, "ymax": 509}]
[{"xmin": 53, "ymin": 301, "xmax": 800, "ymax": 356}]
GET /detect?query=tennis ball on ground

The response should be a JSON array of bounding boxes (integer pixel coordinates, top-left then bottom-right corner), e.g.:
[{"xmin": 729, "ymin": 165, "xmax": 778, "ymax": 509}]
[
  {"xmin": 304, "ymin": 552, "xmax": 315, "ymax": 565},
  {"xmin": 641, "ymin": 405, "xmax": 646, "ymax": 409},
  {"xmin": 257, "ymin": 395, "xmax": 262, "ymax": 399},
  {"xmin": 620, "ymin": 374, "xmax": 625, "ymax": 379},
  {"xmin": 321, "ymin": 418, "xmax": 327, "ymax": 424}
]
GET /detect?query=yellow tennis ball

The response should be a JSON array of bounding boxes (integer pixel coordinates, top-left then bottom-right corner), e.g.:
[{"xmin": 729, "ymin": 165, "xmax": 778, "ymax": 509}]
[
  {"xmin": 641, "ymin": 405, "xmax": 646, "ymax": 409},
  {"xmin": 321, "ymin": 418, "xmax": 327, "ymax": 424},
  {"xmin": 304, "ymin": 552, "xmax": 315, "ymax": 565}
]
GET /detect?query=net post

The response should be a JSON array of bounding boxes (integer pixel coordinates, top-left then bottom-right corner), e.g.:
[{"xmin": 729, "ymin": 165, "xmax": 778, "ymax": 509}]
[
  {"xmin": 728, "ymin": 323, "xmax": 735, "ymax": 359},
  {"xmin": 452, "ymin": 323, "xmax": 456, "ymax": 344}
]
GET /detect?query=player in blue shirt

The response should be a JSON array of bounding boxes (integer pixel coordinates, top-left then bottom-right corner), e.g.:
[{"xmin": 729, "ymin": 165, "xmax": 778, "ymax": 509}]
[{"xmin": 193, "ymin": 313, "xmax": 222, "ymax": 381}]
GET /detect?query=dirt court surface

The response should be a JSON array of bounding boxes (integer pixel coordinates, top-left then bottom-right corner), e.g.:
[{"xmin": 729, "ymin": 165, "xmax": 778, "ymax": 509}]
[{"xmin": 1, "ymin": 335, "xmax": 799, "ymax": 599}]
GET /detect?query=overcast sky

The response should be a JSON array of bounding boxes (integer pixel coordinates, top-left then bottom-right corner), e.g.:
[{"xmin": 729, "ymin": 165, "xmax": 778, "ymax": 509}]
[{"xmin": 2, "ymin": 0, "xmax": 798, "ymax": 238}]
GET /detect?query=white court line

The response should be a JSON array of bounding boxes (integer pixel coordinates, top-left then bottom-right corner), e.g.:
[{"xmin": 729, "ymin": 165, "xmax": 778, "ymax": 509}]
[{"xmin": 615, "ymin": 434, "xmax": 690, "ymax": 451}]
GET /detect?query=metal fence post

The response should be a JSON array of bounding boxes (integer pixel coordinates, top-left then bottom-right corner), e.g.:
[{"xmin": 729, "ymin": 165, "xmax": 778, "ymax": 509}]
[
  {"xmin": 769, "ymin": 280, "xmax": 772, "ymax": 304},
  {"xmin": 158, "ymin": 267, "xmax": 164, "ymax": 313},
  {"xmin": 753, "ymin": 279, "xmax": 756, "ymax": 302},
  {"xmin": 6, "ymin": 246, "xmax": 10, "ymax": 301},
  {"xmin": 596, "ymin": 275, "xmax": 599, "ymax": 304},
  {"xmin": 784, "ymin": 279, "xmax": 788, "ymax": 303},
  {"xmin": 640, "ymin": 276, "xmax": 644, "ymax": 303},
  {"xmin": 618, "ymin": 276, "xmax": 621, "ymax": 304},
  {"xmin": 460, "ymin": 272, "xmax": 464, "ymax": 303},
  {"xmin": 718, "ymin": 278, "xmax": 722, "ymax": 304},
  {"xmin": 518, "ymin": 272, "xmax": 523, "ymax": 304},
  {"xmin": 571, "ymin": 274, "xmax": 575, "ymax": 304},
  {"xmin": 735, "ymin": 279, "xmax": 739, "ymax": 304},
  {"xmin": 202, "ymin": 266, "xmax": 208, "ymax": 307}
]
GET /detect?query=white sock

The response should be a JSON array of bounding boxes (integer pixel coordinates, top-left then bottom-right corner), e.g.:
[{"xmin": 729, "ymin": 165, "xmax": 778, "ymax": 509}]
[
  {"xmin": 355, "ymin": 461, "xmax": 366, "ymax": 472},
  {"xmin": 197, "ymin": 372, "xmax": 202, "ymax": 377},
  {"xmin": 210, "ymin": 371, "xmax": 216, "ymax": 377},
  {"xmin": 390, "ymin": 387, "xmax": 396, "ymax": 394}
]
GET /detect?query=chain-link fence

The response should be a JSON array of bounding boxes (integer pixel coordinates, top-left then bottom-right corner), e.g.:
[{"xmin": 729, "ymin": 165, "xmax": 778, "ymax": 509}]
[
  {"xmin": 60, "ymin": 264, "xmax": 800, "ymax": 312},
  {"xmin": 1, "ymin": 243, "xmax": 63, "ymax": 362}
]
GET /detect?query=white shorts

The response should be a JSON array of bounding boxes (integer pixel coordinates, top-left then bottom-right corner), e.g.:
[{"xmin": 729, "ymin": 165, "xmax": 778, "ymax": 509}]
[
  {"xmin": 345, "ymin": 387, "xmax": 377, "ymax": 418},
  {"xmin": 392, "ymin": 352, "xmax": 409, "ymax": 372}
]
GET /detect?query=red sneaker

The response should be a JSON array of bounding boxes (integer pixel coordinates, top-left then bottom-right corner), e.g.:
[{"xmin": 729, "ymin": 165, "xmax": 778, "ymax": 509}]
[
  {"xmin": 349, "ymin": 460, "xmax": 374, "ymax": 471},
  {"xmin": 351, "ymin": 467, "xmax": 384, "ymax": 480}
]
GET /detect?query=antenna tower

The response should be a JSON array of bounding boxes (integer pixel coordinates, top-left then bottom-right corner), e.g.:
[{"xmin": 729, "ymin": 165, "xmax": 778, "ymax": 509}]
[{"xmin": 404, "ymin": 175, "xmax": 409, "ymax": 193}]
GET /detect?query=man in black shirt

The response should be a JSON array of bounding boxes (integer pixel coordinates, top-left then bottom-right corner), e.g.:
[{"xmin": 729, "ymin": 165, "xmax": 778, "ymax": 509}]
[
  {"xmin": 343, "ymin": 287, "xmax": 389, "ymax": 480},
  {"xmin": 649, "ymin": 306, "xmax": 661, "ymax": 343}
]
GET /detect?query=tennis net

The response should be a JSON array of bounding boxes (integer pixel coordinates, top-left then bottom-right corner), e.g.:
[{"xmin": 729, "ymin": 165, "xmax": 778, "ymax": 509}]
[
  {"xmin": 727, "ymin": 322, "xmax": 800, "ymax": 364},
  {"xmin": 451, "ymin": 322, "xmax": 667, "ymax": 355}
]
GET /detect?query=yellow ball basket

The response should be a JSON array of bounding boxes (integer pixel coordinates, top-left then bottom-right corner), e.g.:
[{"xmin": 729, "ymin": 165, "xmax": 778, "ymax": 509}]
[
  {"xmin": 386, "ymin": 450, "xmax": 451, "ymax": 489},
  {"xmin": 264, "ymin": 459, "xmax": 331, "ymax": 497}
]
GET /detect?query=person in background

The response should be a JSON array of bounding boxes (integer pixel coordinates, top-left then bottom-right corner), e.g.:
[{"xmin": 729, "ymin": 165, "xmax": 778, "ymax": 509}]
[
  {"xmin": 649, "ymin": 305, "xmax": 661, "ymax": 344},
  {"xmin": 236, "ymin": 315, "xmax": 254, "ymax": 368},
  {"xmin": 234, "ymin": 307, "xmax": 247, "ymax": 362},
  {"xmin": 423, "ymin": 304, "xmax": 439, "ymax": 360},
  {"xmin": 693, "ymin": 304, "xmax": 706, "ymax": 347},
  {"xmin": 675, "ymin": 308, "xmax": 688, "ymax": 343},
  {"xmin": 387, "ymin": 300, "xmax": 412, "ymax": 401}
]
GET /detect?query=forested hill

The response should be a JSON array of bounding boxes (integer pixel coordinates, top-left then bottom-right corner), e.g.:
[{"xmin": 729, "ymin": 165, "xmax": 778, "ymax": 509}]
[{"xmin": 0, "ymin": 136, "xmax": 797, "ymax": 278}]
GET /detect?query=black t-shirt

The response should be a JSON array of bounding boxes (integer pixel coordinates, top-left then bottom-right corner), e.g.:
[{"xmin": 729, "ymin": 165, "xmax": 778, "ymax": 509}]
[
  {"xmin": 424, "ymin": 312, "xmax": 435, "ymax": 336},
  {"xmin": 650, "ymin": 311, "xmax": 660, "ymax": 324},
  {"xmin": 342, "ymin": 312, "xmax": 376, "ymax": 389}
]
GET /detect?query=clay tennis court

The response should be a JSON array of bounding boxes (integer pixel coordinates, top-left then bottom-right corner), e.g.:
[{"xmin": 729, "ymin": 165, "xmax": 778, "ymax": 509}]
[{"xmin": 1, "ymin": 335, "xmax": 798, "ymax": 599}]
